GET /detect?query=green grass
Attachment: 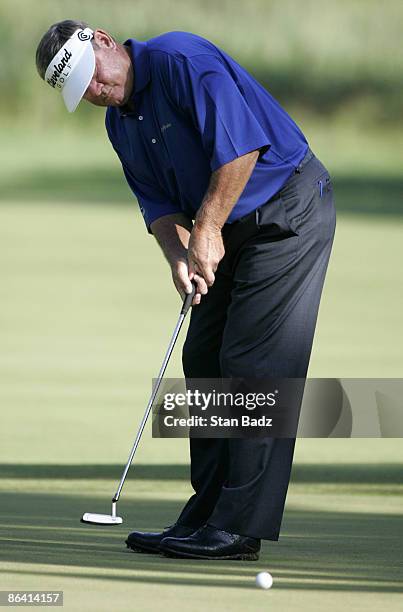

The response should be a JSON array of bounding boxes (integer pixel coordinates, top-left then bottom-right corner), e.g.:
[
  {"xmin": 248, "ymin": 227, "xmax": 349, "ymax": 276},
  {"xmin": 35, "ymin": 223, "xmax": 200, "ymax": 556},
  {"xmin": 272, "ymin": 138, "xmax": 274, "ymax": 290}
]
[
  {"xmin": 0, "ymin": 471, "xmax": 402, "ymax": 612},
  {"xmin": 1, "ymin": 200, "xmax": 403, "ymax": 462},
  {"xmin": 2, "ymin": 117, "xmax": 403, "ymax": 202},
  {"xmin": 1, "ymin": 198, "xmax": 403, "ymax": 609},
  {"xmin": 1, "ymin": 114, "xmax": 403, "ymax": 609},
  {"xmin": 2, "ymin": 0, "xmax": 403, "ymax": 126},
  {"xmin": 2, "ymin": 2, "xmax": 403, "ymax": 606}
]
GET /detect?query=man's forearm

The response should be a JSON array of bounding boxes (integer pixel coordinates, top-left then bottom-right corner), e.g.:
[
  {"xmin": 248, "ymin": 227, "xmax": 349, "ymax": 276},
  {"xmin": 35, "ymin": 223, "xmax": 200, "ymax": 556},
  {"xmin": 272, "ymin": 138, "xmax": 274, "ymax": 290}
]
[
  {"xmin": 150, "ymin": 213, "xmax": 192, "ymax": 267},
  {"xmin": 195, "ymin": 149, "xmax": 260, "ymax": 231},
  {"xmin": 150, "ymin": 149, "xmax": 259, "ymax": 261},
  {"xmin": 149, "ymin": 149, "xmax": 260, "ymax": 296},
  {"xmin": 186, "ymin": 149, "xmax": 260, "ymax": 285}
]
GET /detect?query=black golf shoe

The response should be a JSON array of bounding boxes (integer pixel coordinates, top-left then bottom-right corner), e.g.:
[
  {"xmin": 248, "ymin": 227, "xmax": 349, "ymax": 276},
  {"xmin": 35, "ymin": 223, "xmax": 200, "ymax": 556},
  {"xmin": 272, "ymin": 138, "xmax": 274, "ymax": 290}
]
[
  {"xmin": 160, "ymin": 524, "xmax": 261, "ymax": 560},
  {"xmin": 126, "ymin": 522, "xmax": 196, "ymax": 554}
]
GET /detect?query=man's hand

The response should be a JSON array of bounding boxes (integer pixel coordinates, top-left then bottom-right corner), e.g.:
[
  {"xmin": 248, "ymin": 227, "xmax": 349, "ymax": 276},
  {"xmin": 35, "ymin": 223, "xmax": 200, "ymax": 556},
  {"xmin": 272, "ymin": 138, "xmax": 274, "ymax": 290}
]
[
  {"xmin": 187, "ymin": 223, "xmax": 225, "ymax": 287},
  {"xmin": 151, "ymin": 150, "xmax": 259, "ymax": 301},
  {"xmin": 187, "ymin": 149, "xmax": 260, "ymax": 288},
  {"xmin": 171, "ymin": 258, "xmax": 209, "ymax": 305},
  {"xmin": 151, "ymin": 213, "xmax": 209, "ymax": 306}
]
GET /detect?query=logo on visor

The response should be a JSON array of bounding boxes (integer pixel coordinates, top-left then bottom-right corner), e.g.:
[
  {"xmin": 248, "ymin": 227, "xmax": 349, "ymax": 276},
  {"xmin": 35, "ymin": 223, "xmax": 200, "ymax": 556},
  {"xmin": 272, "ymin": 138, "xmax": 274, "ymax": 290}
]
[
  {"xmin": 77, "ymin": 30, "xmax": 92, "ymax": 41},
  {"xmin": 46, "ymin": 49, "xmax": 73, "ymax": 88}
]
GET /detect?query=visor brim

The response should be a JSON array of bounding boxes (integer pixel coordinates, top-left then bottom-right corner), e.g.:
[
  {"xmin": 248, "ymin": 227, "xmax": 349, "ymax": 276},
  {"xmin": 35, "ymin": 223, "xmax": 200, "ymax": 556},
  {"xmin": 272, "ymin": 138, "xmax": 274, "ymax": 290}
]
[{"xmin": 61, "ymin": 43, "xmax": 95, "ymax": 113}]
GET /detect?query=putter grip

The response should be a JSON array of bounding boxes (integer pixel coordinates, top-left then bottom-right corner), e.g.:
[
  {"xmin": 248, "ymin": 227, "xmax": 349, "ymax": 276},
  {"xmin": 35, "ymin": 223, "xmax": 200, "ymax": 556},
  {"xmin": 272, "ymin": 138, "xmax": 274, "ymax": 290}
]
[{"xmin": 181, "ymin": 283, "xmax": 196, "ymax": 315}]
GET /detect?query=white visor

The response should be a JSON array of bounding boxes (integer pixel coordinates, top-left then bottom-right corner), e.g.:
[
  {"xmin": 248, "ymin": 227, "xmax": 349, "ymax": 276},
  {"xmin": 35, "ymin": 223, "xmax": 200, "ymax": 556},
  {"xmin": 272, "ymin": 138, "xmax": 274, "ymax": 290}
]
[{"xmin": 44, "ymin": 28, "xmax": 95, "ymax": 112}]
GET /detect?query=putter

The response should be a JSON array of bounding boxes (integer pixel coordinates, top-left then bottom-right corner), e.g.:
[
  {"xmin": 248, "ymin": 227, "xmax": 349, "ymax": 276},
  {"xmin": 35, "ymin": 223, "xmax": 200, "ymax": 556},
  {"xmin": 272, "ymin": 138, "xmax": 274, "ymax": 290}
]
[{"xmin": 81, "ymin": 283, "xmax": 196, "ymax": 526}]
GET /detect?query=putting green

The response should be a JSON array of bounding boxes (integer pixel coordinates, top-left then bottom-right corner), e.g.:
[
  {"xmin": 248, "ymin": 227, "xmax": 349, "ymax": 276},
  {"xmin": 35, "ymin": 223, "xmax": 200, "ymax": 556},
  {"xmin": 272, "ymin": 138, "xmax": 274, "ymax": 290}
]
[
  {"xmin": 0, "ymin": 472, "xmax": 402, "ymax": 612},
  {"xmin": 1, "ymin": 202, "xmax": 402, "ymax": 610}
]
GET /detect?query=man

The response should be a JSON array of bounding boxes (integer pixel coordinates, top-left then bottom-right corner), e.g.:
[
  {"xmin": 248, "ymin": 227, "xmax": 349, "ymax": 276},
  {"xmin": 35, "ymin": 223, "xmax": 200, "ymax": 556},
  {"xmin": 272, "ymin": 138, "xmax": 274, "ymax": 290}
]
[{"xmin": 36, "ymin": 21, "xmax": 336, "ymax": 561}]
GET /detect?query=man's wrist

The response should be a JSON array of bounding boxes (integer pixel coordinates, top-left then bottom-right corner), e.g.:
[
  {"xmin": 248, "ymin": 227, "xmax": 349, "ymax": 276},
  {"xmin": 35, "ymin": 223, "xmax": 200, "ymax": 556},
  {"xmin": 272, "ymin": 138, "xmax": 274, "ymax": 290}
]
[
  {"xmin": 194, "ymin": 198, "xmax": 224, "ymax": 234},
  {"xmin": 193, "ymin": 215, "xmax": 223, "ymax": 234}
]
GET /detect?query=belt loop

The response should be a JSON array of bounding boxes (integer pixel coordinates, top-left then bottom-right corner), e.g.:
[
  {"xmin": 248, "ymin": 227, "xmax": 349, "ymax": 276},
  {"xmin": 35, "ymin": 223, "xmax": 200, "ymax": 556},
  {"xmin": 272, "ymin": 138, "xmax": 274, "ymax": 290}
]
[{"xmin": 295, "ymin": 147, "xmax": 313, "ymax": 174}]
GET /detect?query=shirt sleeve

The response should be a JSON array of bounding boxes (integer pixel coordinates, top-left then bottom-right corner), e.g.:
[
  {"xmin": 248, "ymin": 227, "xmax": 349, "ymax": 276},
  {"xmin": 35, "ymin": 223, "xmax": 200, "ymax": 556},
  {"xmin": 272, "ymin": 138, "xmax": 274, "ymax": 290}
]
[
  {"xmin": 173, "ymin": 53, "xmax": 271, "ymax": 172},
  {"xmin": 120, "ymin": 160, "xmax": 182, "ymax": 233}
]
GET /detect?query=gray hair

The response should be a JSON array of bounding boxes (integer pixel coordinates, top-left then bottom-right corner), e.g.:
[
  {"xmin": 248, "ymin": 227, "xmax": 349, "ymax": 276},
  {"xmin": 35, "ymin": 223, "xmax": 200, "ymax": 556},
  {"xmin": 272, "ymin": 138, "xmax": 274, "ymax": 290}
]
[{"xmin": 36, "ymin": 19, "xmax": 91, "ymax": 80}]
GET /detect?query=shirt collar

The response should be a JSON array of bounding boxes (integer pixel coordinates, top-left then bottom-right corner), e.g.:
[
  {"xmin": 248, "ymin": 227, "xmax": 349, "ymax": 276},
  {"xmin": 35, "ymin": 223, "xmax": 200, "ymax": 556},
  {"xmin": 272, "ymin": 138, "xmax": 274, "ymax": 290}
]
[{"xmin": 124, "ymin": 38, "xmax": 150, "ymax": 96}]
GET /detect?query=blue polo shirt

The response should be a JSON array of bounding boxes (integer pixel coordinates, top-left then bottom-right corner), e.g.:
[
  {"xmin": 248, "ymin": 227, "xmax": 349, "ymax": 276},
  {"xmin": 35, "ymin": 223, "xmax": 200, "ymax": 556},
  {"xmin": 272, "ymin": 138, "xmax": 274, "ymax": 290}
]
[{"xmin": 105, "ymin": 31, "xmax": 308, "ymax": 231}]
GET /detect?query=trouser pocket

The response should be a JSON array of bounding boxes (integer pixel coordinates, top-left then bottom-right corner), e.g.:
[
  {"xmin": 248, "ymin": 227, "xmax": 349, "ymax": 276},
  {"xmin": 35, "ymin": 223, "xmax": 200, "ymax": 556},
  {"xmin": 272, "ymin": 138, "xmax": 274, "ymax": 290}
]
[{"xmin": 256, "ymin": 195, "xmax": 299, "ymax": 239}]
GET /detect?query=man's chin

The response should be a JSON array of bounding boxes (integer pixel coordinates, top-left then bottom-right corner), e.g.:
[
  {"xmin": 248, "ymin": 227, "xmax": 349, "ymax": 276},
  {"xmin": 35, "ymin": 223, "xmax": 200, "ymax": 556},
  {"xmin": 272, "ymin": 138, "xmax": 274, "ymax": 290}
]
[
  {"xmin": 109, "ymin": 95, "xmax": 129, "ymax": 108},
  {"xmin": 85, "ymin": 93, "xmax": 128, "ymax": 108}
]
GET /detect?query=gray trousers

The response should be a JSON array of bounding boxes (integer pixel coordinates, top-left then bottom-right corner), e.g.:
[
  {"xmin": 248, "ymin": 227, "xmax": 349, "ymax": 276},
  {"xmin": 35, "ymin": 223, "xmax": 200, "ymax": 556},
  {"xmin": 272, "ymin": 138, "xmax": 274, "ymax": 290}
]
[{"xmin": 177, "ymin": 149, "xmax": 336, "ymax": 540}]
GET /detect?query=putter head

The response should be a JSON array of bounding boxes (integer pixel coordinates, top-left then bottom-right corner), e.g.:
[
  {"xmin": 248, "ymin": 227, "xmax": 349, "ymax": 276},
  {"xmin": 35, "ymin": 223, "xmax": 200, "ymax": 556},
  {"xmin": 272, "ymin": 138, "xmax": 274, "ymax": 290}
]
[{"xmin": 81, "ymin": 512, "xmax": 123, "ymax": 526}]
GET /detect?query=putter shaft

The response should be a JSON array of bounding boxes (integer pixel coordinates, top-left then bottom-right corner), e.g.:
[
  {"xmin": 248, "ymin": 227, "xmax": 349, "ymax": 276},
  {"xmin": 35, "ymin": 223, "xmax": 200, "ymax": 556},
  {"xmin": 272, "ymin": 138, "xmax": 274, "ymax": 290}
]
[{"xmin": 112, "ymin": 287, "xmax": 195, "ymax": 504}]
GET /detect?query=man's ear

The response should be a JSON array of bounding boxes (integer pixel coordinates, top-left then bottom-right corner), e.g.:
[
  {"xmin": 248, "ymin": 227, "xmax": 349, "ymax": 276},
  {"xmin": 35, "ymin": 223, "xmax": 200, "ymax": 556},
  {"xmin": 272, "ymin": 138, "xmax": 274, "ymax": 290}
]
[{"xmin": 93, "ymin": 29, "xmax": 116, "ymax": 50}]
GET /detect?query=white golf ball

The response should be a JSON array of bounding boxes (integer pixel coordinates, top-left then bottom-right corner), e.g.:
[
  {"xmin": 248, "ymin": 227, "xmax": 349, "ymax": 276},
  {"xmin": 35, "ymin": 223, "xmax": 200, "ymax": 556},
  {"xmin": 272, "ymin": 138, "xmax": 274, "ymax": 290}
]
[{"xmin": 256, "ymin": 571, "xmax": 273, "ymax": 589}]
